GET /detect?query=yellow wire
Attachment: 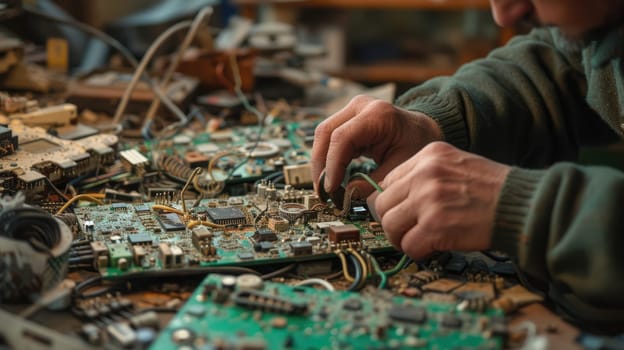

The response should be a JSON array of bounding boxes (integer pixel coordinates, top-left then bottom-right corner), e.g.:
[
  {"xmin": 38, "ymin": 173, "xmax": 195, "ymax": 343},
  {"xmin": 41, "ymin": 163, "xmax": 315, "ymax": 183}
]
[
  {"xmin": 348, "ymin": 248, "xmax": 369, "ymax": 289},
  {"xmin": 56, "ymin": 194, "xmax": 104, "ymax": 215},
  {"xmin": 187, "ymin": 220, "xmax": 226, "ymax": 230},
  {"xmin": 335, "ymin": 250, "xmax": 354, "ymax": 282},
  {"xmin": 152, "ymin": 205, "xmax": 184, "ymax": 215}
]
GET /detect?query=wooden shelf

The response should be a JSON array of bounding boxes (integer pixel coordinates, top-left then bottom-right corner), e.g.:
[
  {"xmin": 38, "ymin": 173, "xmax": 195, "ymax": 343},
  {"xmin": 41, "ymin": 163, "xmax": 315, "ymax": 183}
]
[
  {"xmin": 330, "ymin": 61, "xmax": 458, "ymax": 83},
  {"xmin": 237, "ymin": 0, "xmax": 491, "ymax": 10}
]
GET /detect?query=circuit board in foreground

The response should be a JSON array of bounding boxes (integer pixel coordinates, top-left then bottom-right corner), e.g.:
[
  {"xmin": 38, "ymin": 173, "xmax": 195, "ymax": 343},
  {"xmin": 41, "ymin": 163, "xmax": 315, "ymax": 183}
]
[
  {"xmin": 74, "ymin": 190, "xmax": 393, "ymax": 278},
  {"xmin": 151, "ymin": 274, "xmax": 504, "ymax": 350}
]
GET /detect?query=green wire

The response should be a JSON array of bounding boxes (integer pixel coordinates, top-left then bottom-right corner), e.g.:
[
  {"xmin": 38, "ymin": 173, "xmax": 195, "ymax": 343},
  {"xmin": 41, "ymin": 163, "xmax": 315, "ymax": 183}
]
[
  {"xmin": 368, "ymin": 254, "xmax": 388, "ymax": 289},
  {"xmin": 350, "ymin": 172, "xmax": 384, "ymax": 193},
  {"xmin": 384, "ymin": 255, "xmax": 409, "ymax": 277}
]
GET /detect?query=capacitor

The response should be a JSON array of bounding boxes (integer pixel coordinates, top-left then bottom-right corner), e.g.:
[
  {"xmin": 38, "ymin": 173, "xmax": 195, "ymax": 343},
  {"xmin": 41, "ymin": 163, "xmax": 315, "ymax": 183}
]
[
  {"xmin": 221, "ymin": 275, "xmax": 237, "ymax": 290},
  {"xmin": 236, "ymin": 274, "xmax": 264, "ymax": 290}
]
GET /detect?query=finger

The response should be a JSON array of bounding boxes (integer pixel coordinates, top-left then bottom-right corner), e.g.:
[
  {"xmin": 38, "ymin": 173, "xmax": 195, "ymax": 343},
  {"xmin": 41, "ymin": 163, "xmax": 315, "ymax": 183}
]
[
  {"xmin": 311, "ymin": 95, "xmax": 376, "ymax": 192},
  {"xmin": 380, "ymin": 198, "xmax": 420, "ymax": 243},
  {"xmin": 374, "ymin": 173, "xmax": 412, "ymax": 219},
  {"xmin": 399, "ymin": 225, "xmax": 436, "ymax": 261},
  {"xmin": 323, "ymin": 101, "xmax": 396, "ymax": 192}
]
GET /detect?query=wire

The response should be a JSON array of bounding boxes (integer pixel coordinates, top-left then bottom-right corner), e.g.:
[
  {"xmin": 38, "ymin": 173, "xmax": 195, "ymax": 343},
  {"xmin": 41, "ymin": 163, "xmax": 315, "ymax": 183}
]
[
  {"xmin": 0, "ymin": 207, "xmax": 61, "ymax": 254},
  {"xmin": 349, "ymin": 172, "xmax": 384, "ymax": 193},
  {"xmin": 112, "ymin": 20, "xmax": 193, "ymax": 127},
  {"xmin": 56, "ymin": 194, "xmax": 104, "ymax": 215},
  {"xmin": 22, "ymin": 5, "xmax": 186, "ymax": 125},
  {"xmin": 384, "ymin": 254, "xmax": 409, "ymax": 277},
  {"xmin": 141, "ymin": 7, "xmax": 213, "ymax": 134},
  {"xmin": 181, "ymin": 167, "xmax": 202, "ymax": 215},
  {"xmin": 335, "ymin": 250, "xmax": 354, "ymax": 282},
  {"xmin": 294, "ymin": 278, "xmax": 335, "ymax": 291},
  {"xmin": 187, "ymin": 220, "xmax": 225, "ymax": 230},
  {"xmin": 347, "ymin": 255, "xmax": 364, "ymax": 292},
  {"xmin": 368, "ymin": 253, "xmax": 388, "ymax": 289},
  {"xmin": 151, "ymin": 205, "xmax": 184, "ymax": 216},
  {"xmin": 348, "ymin": 249, "xmax": 369, "ymax": 290},
  {"xmin": 261, "ymin": 264, "xmax": 296, "ymax": 280}
]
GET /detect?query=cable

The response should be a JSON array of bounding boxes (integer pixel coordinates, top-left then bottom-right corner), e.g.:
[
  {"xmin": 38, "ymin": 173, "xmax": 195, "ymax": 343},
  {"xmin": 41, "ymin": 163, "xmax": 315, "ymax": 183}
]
[
  {"xmin": 368, "ymin": 253, "xmax": 388, "ymax": 289},
  {"xmin": 294, "ymin": 278, "xmax": 335, "ymax": 291},
  {"xmin": 151, "ymin": 205, "xmax": 184, "ymax": 216},
  {"xmin": 348, "ymin": 249, "xmax": 369, "ymax": 290},
  {"xmin": 0, "ymin": 207, "xmax": 61, "ymax": 254},
  {"xmin": 186, "ymin": 220, "xmax": 225, "ymax": 230},
  {"xmin": 349, "ymin": 172, "xmax": 384, "ymax": 193},
  {"xmin": 261, "ymin": 264, "xmax": 296, "ymax": 280},
  {"xmin": 347, "ymin": 255, "xmax": 364, "ymax": 292},
  {"xmin": 335, "ymin": 250, "xmax": 354, "ymax": 282},
  {"xmin": 384, "ymin": 254, "xmax": 409, "ymax": 277},
  {"xmin": 111, "ymin": 20, "xmax": 193, "ymax": 127},
  {"xmin": 22, "ymin": 5, "xmax": 186, "ymax": 125},
  {"xmin": 141, "ymin": 7, "xmax": 213, "ymax": 134},
  {"xmin": 56, "ymin": 194, "xmax": 104, "ymax": 215}
]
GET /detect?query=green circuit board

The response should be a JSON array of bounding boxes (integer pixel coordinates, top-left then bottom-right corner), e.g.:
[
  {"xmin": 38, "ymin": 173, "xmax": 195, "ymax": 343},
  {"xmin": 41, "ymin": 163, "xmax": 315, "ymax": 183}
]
[
  {"xmin": 150, "ymin": 274, "xmax": 505, "ymax": 350},
  {"xmin": 74, "ymin": 191, "xmax": 394, "ymax": 278}
]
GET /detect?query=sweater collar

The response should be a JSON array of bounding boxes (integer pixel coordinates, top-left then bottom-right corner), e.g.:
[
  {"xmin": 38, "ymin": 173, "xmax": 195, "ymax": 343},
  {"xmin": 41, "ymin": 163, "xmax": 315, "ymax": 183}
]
[{"xmin": 590, "ymin": 24, "xmax": 624, "ymax": 68}]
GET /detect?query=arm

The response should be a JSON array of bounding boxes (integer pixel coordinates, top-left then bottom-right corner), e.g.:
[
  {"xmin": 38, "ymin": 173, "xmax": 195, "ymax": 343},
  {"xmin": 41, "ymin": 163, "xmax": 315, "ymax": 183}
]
[
  {"xmin": 396, "ymin": 28, "xmax": 617, "ymax": 167},
  {"xmin": 495, "ymin": 163, "xmax": 624, "ymax": 327}
]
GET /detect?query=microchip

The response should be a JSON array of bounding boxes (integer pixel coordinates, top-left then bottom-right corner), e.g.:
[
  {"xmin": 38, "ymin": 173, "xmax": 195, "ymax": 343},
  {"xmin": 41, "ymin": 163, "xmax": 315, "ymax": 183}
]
[
  {"xmin": 388, "ymin": 305, "xmax": 427, "ymax": 324},
  {"xmin": 254, "ymin": 241, "xmax": 274, "ymax": 252},
  {"xmin": 343, "ymin": 298, "xmax": 363, "ymax": 311},
  {"xmin": 238, "ymin": 252, "xmax": 255, "ymax": 260},
  {"xmin": 290, "ymin": 241, "xmax": 313, "ymax": 256},
  {"xmin": 128, "ymin": 233, "xmax": 152, "ymax": 245},
  {"xmin": 157, "ymin": 213, "xmax": 186, "ymax": 231},
  {"xmin": 134, "ymin": 205, "xmax": 150, "ymax": 213},
  {"xmin": 255, "ymin": 228, "xmax": 278, "ymax": 242},
  {"xmin": 328, "ymin": 224, "xmax": 361, "ymax": 244},
  {"xmin": 441, "ymin": 314, "xmax": 462, "ymax": 328},
  {"xmin": 206, "ymin": 207, "xmax": 246, "ymax": 225},
  {"xmin": 112, "ymin": 203, "xmax": 128, "ymax": 211}
]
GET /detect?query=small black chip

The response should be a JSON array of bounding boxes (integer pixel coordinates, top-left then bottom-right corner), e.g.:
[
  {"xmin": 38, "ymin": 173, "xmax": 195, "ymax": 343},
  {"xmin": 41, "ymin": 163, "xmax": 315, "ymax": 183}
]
[
  {"xmin": 289, "ymin": 241, "xmax": 313, "ymax": 256},
  {"xmin": 206, "ymin": 207, "xmax": 246, "ymax": 225},
  {"xmin": 157, "ymin": 213, "xmax": 185, "ymax": 231},
  {"xmin": 128, "ymin": 233, "xmax": 152, "ymax": 245},
  {"xmin": 255, "ymin": 228, "xmax": 278, "ymax": 242},
  {"xmin": 254, "ymin": 241, "xmax": 274, "ymax": 252},
  {"xmin": 440, "ymin": 314, "xmax": 462, "ymax": 328},
  {"xmin": 134, "ymin": 205, "xmax": 150, "ymax": 213},
  {"xmin": 342, "ymin": 298, "xmax": 363, "ymax": 311},
  {"xmin": 389, "ymin": 305, "xmax": 427, "ymax": 324},
  {"xmin": 238, "ymin": 252, "xmax": 255, "ymax": 260}
]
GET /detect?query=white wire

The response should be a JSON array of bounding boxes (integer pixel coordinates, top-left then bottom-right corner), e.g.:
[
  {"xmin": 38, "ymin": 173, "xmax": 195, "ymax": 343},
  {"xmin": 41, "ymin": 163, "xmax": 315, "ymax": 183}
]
[
  {"xmin": 111, "ymin": 20, "xmax": 193, "ymax": 127},
  {"xmin": 141, "ymin": 7, "xmax": 213, "ymax": 132},
  {"xmin": 294, "ymin": 278, "xmax": 335, "ymax": 291}
]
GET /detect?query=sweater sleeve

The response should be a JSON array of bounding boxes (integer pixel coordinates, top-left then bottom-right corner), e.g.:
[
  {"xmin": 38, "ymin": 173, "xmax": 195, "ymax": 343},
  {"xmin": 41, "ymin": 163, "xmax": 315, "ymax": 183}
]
[
  {"xmin": 493, "ymin": 164, "xmax": 624, "ymax": 327},
  {"xmin": 396, "ymin": 29, "xmax": 618, "ymax": 168}
]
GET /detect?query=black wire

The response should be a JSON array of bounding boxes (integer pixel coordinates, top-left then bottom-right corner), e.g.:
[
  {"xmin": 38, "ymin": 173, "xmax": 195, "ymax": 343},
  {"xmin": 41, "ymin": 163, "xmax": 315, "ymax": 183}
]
[
  {"xmin": 108, "ymin": 266, "xmax": 262, "ymax": 282},
  {"xmin": 73, "ymin": 275, "xmax": 103, "ymax": 297},
  {"xmin": 0, "ymin": 207, "xmax": 61, "ymax": 254},
  {"xmin": 347, "ymin": 255, "xmax": 363, "ymax": 292},
  {"xmin": 138, "ymin": 307, "xmax": 179, "ymax": 314},
  {"xmin": 261, "ymin": 264, "xmax": 296, "ymax": 280}
]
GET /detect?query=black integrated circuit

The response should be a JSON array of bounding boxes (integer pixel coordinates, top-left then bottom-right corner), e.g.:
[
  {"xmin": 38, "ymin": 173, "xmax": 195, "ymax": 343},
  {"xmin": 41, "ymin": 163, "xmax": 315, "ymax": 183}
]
[{"xmin": 206, "ymin": 207, "xmax": 247, "ymax": 226}]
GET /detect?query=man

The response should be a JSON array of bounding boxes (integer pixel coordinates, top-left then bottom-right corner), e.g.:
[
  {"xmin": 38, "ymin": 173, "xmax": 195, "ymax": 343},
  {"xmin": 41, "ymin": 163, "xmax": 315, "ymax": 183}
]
[{"xmin": 312, "ymin": 0, "xmax": 624, "ymax": 327}]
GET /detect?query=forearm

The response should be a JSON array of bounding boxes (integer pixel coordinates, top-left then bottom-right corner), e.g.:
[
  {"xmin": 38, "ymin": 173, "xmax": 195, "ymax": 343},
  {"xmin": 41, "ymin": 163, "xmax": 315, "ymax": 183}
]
[
  {"xmin": 396, "ymin": 29, "xmax": 616, "ymax": 167},
  {"xmin": 493, "ymin": 163, "xmax": 624, "ymax": 326}
]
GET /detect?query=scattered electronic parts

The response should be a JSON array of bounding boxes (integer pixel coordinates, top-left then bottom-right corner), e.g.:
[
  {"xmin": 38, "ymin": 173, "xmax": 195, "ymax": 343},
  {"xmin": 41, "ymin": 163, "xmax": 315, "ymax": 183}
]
[
  {"xmin": 72, "ymin": 190, "xmax": 393, "ymax": 277},
  {"xmin": 151, "ymin": 274, "xmax": 505, "ymax": 350},
  {"xmin": 0, "ymin": 123, "xmax": 117, "ymax": 196},
  {"xmin": 0, "ymin": 125, "xmax": 18, "ymax": 158}
]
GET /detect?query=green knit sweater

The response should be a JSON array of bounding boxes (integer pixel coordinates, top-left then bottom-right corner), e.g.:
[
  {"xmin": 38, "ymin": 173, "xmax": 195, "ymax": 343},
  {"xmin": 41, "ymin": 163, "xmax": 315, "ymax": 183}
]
[{"xmin": 396, "ymin": 25, "xmax": 624, "ymax": 328}]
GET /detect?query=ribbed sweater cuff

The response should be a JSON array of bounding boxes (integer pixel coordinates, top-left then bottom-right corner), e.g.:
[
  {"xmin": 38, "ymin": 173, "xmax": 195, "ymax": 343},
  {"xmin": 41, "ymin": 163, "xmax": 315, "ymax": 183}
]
[
  {"xmin": 400, "ymin": 94, "xmax": 469, "ymax": 150},
  {"xmin": 492, "ymin": 168, "xmax": 546, "ymax": 255}
]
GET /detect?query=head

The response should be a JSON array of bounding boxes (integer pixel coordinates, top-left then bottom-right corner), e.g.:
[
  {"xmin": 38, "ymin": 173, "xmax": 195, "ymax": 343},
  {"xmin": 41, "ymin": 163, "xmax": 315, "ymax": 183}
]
[{"xmin": 489, "ymin": 0, "xmax": 624, "ymax": 46}]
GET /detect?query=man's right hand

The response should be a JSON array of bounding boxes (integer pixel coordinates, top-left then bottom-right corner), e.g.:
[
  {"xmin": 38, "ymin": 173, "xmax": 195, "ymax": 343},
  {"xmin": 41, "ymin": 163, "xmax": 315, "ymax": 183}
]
[{"xmin": 312, "ymin": 95, "xmax": 443, "ymax": 196}]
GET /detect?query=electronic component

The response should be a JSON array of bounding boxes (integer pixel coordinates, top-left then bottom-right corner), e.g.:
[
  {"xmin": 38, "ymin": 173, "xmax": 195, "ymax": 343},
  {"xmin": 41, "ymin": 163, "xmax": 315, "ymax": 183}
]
[
  {"xmin": 0, "ymin": 125, "xmax": 18, "ymax": 158},
  {"xmin": 0, "ymin": 123, "xmax": 117, "ymax": 196},
  {"xmin": 205, "ymin": 207, "xmax": 246, "ymax": 226},
  {"xmin": 151, "ymin": 275, "xmax": 505, "ymax": 350},
  {"xmin": 328, "ymin": 224, "xmax": 361, "ymax": 244},
  {"xmin": 73, "ymin": 194, "xmax": 395, "ymax": 277},
  {"xmin": 283, "ymin": 163, "xmax": 313, "ymax": 187}
]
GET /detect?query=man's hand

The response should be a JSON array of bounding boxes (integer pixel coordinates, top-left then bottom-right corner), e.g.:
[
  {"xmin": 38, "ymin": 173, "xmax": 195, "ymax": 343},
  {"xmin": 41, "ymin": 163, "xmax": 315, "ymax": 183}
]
[
  {"xmin": 312, "ymin": 95, "xmax": 442, "ymax": 196},
  {"xmin": 371, "ymin": 142, "xmax": 511, "ymax": 260}
]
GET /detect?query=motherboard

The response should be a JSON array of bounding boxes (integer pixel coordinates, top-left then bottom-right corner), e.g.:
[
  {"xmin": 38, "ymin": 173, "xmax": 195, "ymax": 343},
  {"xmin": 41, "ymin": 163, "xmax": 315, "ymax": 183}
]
[
  {"xmin": 151, "ymin": 274, "xmax": 505, "ymax": 350},
  {"xmin": 74, "ymin": 188, "xmax": 392, "ymax": 278}
]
